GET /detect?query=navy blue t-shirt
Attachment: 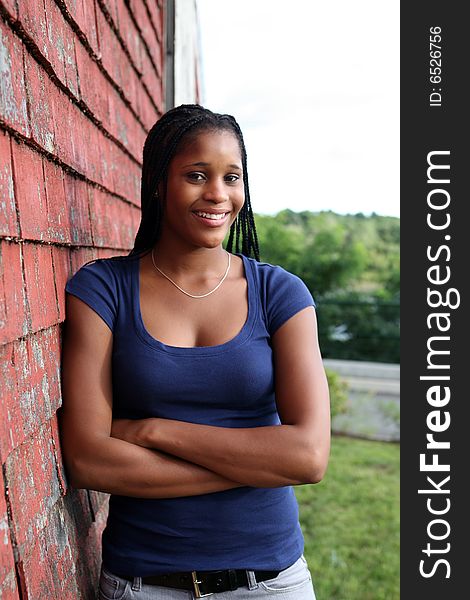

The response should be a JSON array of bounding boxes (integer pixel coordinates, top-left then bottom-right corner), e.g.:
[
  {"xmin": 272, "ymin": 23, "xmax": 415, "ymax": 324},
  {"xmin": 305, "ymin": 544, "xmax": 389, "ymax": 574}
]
[{"xmin": 65, "ymin": 253, "xmax": 315, "ymax": 576}]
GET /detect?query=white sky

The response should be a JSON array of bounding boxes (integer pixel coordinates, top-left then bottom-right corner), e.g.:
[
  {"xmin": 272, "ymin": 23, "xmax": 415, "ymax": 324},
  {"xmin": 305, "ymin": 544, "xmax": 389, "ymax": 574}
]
[{"xmin": 196, "ymin": 0, "xmax": 400, "ymax": 217}]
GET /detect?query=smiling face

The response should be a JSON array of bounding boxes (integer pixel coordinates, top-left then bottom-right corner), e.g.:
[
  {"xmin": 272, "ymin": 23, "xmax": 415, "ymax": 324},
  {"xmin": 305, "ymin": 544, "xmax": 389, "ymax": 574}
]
[{"xmin": 159, "ymin": 129, "xmax": 245, "ymax": 251}]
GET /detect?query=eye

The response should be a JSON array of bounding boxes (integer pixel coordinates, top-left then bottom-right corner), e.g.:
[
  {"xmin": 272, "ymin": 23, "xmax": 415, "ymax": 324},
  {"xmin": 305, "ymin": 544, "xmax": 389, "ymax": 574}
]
[
  {"xmin": 186, "ymin": 172, "xmax": 206, "ymax": 182},
  {"xmin": 225, "ymin": 174, "xmax": 241, "ymax": 184}
]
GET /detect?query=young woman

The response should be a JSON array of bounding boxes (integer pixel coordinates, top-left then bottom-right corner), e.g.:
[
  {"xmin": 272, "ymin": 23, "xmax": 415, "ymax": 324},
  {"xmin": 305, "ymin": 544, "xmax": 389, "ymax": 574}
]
[{"xmin": 61, "ymin": 104, "xmax": 330, "ymax": 600}]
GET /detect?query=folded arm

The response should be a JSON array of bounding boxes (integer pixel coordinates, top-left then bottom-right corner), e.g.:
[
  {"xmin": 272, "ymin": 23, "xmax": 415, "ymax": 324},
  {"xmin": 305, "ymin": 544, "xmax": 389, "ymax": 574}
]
[
  {"xmin": 112, "ymin": 307, "xmax": 331, "ymax": 488},
  {"xmin": 60, "ymin": 294, "xmax": 241, "ymax": 498}
]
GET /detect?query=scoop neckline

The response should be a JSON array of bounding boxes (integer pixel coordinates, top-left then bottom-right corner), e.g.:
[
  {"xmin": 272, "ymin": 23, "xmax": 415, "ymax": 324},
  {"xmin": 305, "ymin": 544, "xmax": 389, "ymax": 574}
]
[{"xmin": 132, "ymin": 253, "xmax": 257, "ymax": 355}]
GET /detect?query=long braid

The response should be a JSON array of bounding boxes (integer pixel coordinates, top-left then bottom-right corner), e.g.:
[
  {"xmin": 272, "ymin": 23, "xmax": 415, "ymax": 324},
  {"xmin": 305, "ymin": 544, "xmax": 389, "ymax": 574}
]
[
  {"xmin": 223, "ymin": 116, "xmax": 260, "ymax": 260},
  {"xmin": 130, "ymin": 104, "xmax": 260, "ymax": 260}
]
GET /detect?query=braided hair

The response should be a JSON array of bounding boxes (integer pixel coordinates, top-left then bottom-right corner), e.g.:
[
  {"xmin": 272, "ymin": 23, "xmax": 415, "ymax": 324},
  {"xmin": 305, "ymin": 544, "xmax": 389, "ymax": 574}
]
[{"xmin": 129, "ymin": 104, "xmax": 260, "ymax": 260}]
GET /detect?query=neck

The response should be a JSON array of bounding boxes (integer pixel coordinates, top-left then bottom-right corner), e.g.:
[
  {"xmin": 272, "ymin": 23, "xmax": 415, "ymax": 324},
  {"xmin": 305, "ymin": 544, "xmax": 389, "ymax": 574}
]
[{"xmin": 151, "ymin": 238, "xmax": 229, "ymax": 277}]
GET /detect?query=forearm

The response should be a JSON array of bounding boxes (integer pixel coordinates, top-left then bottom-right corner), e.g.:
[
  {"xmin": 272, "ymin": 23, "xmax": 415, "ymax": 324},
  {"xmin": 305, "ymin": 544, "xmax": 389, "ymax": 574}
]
[
  {"xmin": 64, "ymin": 435, "xmax": 242, "ymax": 498},
  {"xmin": 124, "ymin": 419, "xmax": 328, "ymax": 487}
]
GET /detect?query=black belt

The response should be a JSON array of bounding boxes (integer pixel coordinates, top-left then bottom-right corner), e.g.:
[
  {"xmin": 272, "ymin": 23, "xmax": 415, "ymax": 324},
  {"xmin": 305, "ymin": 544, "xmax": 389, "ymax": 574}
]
[{"xmin": 120, "ymin": 568, "xmax": 282, "ymax": 597}]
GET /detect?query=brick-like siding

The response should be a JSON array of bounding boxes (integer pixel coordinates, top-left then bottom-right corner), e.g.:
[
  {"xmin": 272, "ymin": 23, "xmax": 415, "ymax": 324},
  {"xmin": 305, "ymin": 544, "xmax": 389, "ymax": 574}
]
[{"xmin": 0, "ymin": 1, "xmax": 164, "ymax": 597}]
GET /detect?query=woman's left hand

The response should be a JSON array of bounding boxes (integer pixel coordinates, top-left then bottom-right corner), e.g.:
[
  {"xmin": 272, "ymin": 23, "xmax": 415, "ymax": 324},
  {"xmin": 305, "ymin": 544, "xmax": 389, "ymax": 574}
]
[{"xmin": 111, "ymin": 418, "xmax": 155, "ymax": 446}]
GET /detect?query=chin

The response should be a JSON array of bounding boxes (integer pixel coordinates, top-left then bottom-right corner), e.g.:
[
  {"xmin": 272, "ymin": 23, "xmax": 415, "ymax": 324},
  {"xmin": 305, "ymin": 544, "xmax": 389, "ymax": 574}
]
[
  {"xmin": 200, "ymin": 237, "xmax": 226, "ymax": 249},
  {"xmin": 192, "ymin": 231, "xmax": 229, "ymax": 249}
]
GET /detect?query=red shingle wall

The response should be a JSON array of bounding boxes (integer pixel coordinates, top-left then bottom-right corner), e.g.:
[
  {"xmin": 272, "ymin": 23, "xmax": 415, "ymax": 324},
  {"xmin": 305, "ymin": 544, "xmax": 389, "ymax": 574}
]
[{"xmin": 0, "ymin": 1, "xmax": 164, "ymax": 597}]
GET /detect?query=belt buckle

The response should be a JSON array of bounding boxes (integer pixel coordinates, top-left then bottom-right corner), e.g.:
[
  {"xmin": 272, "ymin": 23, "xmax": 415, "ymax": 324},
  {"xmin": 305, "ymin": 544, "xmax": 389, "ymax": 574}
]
[{"xmin": 191, "ymin": 572, "xmax": 213, "ymax": 598}]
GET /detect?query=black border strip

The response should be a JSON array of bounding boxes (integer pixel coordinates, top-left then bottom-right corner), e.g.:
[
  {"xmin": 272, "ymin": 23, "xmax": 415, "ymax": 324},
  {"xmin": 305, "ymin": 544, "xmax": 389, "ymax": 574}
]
[{"xmin": 401, "ymin": 3, "xmax": 467, "ymax": 597}]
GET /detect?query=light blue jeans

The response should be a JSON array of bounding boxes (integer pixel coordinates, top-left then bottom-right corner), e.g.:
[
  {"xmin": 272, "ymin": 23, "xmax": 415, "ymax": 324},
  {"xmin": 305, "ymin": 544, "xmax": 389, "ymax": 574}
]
[{"xmin": 98, "ymin": 556, "xmax": 316, "ymax": 600}]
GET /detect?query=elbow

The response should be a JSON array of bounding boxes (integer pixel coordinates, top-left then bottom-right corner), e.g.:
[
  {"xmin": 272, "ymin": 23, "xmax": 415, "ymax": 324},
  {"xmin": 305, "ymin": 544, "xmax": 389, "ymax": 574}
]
[
  {"xmin": 63, "ymin": 458, "xmax": 86, "ymax": 489},
  {"xmin": 305, "ymin": 462, "xmax": 328, "ymax": 484},
  {"xmin": 60, "ymin": 432, "xmax": 111, "ymax": 491},
  {"xmin": 299, "ymin": 448, "xmax": 329, "ymax": 485},
  {"xmin": 68, "ymin": 473, "xmax": 87, "ymax": 490},
  {"xmin": 62, "ymin": 452, "xmax": 94, "ymax": 490}
]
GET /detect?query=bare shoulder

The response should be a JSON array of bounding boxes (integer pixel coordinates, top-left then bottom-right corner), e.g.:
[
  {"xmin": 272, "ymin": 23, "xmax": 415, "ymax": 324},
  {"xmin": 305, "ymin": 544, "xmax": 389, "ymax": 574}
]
[
  {"xmin": 228, "ymin": 253, "xmax": 245, "ymax": 279},
  {"xmin": 272, "ymin": 306, "xmax": 319, "ymax": 353},
  {"xmin": 61, "ymin": 294, "xmax": 114, "ymax": 429},
  {"xmin": 271, "ymin": 307, "xmax": 330, "ymax": 445}
]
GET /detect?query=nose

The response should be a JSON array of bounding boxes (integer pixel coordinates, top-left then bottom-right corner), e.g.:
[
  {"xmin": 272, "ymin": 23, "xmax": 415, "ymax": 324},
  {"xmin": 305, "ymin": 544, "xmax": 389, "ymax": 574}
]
[{"xmin": 202, "ymin": 178, "xmax": 229, "ymax": 203}]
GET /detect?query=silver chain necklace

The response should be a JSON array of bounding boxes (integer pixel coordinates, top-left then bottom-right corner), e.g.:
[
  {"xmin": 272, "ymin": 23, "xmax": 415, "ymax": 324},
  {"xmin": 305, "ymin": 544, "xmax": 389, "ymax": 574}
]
[{"xmin": 151, "ymin": 248, "xmax": 231, "ymax": 299}]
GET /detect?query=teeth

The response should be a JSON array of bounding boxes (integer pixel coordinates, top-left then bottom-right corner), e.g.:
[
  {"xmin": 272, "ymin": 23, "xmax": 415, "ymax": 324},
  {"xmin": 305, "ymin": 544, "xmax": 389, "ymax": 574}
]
[{"xmin": 195, "ymin": 211, "xmax": 227, "ymax": 220}]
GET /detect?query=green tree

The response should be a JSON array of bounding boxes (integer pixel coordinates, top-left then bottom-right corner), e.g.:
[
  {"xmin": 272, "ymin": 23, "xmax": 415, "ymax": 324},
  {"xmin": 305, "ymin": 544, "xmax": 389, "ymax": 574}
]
[
  {"xmin": 298, "ymin": 228, "xmax": 368, "ymax": 296},
  {"xmin": 253, "ymin": 210, "xmax": 400, "ymax": 363},
  {"xmin": 256, "ymin": 215, "xmax": 303, "ymax": 270}
]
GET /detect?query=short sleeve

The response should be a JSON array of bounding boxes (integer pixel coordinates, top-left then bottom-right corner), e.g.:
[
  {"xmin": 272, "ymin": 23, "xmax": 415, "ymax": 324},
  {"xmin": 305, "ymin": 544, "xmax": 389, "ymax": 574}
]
[
  {"xmin": 65, "ymin": 259, "xmax": 118, "ymax": 331},
  {"xmin": 265, "ymin": 266, "xmax": 315, "ymax": 335}
]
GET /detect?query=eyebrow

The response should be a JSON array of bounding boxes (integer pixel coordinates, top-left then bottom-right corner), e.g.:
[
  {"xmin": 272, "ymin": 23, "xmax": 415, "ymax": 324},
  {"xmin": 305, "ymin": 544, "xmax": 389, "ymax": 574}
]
[{"xmin": 181, "ymin": 161, "xmax": 242, "ymax": 170}]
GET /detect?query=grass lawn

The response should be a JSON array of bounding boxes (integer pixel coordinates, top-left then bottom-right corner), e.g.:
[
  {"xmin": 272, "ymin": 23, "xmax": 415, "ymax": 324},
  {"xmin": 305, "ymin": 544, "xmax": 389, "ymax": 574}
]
[{"xmin": 295, "ymin": 435, "xmax": 399, "ymax": 600}]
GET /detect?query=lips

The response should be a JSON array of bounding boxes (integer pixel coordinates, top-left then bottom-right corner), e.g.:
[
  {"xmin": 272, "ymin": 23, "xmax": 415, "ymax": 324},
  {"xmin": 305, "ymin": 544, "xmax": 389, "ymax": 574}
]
[
  {"xmin": 193, "ymin": 211, "xmax": 228, "ymax": 220},
  {"xmin": 192, "ymin": 210, "xmax": 230, "ymax": 227}
]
